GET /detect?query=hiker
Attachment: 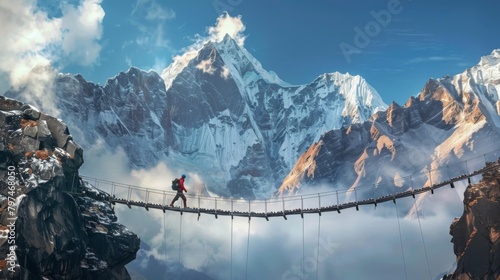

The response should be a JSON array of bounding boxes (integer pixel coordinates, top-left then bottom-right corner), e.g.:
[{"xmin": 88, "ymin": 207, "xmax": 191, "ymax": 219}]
[{"xmin": 170, "ymin": 174, "xmax": 187, "ymax": 207}]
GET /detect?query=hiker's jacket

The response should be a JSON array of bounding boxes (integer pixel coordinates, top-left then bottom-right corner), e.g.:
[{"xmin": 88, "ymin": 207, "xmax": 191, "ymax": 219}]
[{"xmin": 178, "ymin": 177, "xmax": 187, "ymax": 192}]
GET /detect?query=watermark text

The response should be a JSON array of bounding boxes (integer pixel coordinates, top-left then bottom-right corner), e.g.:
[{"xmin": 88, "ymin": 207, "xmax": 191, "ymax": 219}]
[
  {"xmin": 282, "ymin": 234, "xmax": 338, "ymax": 280},
  {"xmin": 340, "ymin": 0, "xmax": 408, "ymax": 63},
  {"xmin": 213, "ymin": 0, "xmax": 243, "ymax": 15},
  {"xmin": 5, "ymin": 165, "xmax": 18, "ymax": 273}
]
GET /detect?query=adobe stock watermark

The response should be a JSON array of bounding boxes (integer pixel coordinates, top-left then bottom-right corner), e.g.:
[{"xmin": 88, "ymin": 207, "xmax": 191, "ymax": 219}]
[
  {"xmin": 340, "ymin": 0, "xmax": 410, "ymax": 63},
  {"xmin": 213, "ymin": 0, "xmax": 243, "ymax": 15},
  {"xmin": 281, "ymin": 234, "xmax": 339, "ymax": 280},
  {"xmin": 4, "ymin": 165, "xmax": 19, "ymax": 275}
]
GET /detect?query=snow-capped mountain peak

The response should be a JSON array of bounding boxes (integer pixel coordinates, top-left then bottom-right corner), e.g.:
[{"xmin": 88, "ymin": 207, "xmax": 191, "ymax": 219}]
[
  {"xmin": 479, "ymin": 49, "xmax": 500, "ymax": 67},
  {"xmin": 161, "ymin": 49, "xmax": 199, "ymax": 91},
  {"xmin": 214, "ymin": 34, "xmax": 291, "ymax": 87},
  {"xmin": 6, "ymin": 33, "xmax": 389, "ymax": 199},
  {"xmin": 312, "ymin": 71, "xmax": 387, "ymax": 123},
  {"xmin": 277, "ymin": 49, "xmax": 500, "ymax": 220}
]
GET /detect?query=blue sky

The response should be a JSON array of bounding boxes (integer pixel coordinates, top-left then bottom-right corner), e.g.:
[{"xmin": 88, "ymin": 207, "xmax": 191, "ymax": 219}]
[{"xmin": 1, "ymin": 0, "xmax": 500, "ymax": 105}]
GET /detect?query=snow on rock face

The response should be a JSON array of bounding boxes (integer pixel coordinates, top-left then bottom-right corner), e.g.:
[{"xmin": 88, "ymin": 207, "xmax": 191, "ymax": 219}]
[
  {"xmin": 0, "ymin": 97, "xmax": 139, "ymax": 279},
  {"xmin": 5, "ymin": 35, "xmax": 387, "ymax": 199},
  {"xmin": 279, "ymin": 51, "xmax": 500, "ymax": 217},
  {"xmin": 215, "ymin": 33, "xmax": 291, "ymax": 88},
  {"xmin": 450, "ymin": 49, "xmax": 500, "ymax": 124},
  {"xmin": 164, "ymin": 35, "xmax": 387, "ymax": 198}
]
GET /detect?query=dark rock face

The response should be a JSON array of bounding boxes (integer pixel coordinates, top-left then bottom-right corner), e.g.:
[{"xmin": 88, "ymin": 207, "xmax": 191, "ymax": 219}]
[
  {"xmin": 0, "ymin": 96, "xmax": 139, "ymax": 279},
  {"xmin": 443, "ymin": 162, "xmax": 500, "ymax": 280},
  {"xmin": 16, "ymin": 181, "xmax": 87, "ymax": 279},
  {"xmin": 76, "ymin": 184, "xmax": 140, "ymax": 280}
]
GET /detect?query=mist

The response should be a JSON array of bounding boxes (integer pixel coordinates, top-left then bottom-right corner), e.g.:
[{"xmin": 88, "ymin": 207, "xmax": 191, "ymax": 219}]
[
  {"xmin": 111, "ymin": 193, "xmax": 462, "ymax": 280},
  {"xmin": 73, "ymin": 134, "xmax": 470, "ymax": 279}
]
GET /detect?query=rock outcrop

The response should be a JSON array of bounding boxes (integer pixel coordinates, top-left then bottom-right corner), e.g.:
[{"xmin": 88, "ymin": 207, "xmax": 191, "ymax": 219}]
[
  {"xmin": 0, "ymin": 96, "xmax": 139, "ymax": 279},
  {"xmin": 443, "ymin": 161, "xmax": 500, "ymax": 279}
]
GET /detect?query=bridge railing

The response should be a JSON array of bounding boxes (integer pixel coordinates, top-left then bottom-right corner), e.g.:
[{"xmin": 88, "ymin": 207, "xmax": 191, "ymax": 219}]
[{"xmin": 80, "ymin": 148, "xmax": 500, "ymax": 214}]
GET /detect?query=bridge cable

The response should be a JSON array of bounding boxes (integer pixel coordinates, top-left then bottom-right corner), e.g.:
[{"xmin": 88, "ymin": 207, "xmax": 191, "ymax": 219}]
[
  {"xmin": 179, "ymin": 213, "xmax": 183, "ymax": 263},
  {"xmin": 245, "ymin": 218, "xmax": 251, "ymax": 280},
  {"xmin": 230, "ymin": 217, "xmax": 233, "ymax": 280},
  {"xmin": 394, "ymin": 201, "xmax": 408, "ymax": 280},
  {"xmin": 302, "ymin": 216, "xmax": 305, "ymax": 279},
  {"xmin": 163, "ymin": 212, "xmax": 167, "ymax": 263},
  {"xmin": 316, "ymin": 214, "xmax": 321, "ymax": 280},
  {"xmin": 415, "ymin": 202, "xmax": 432, "ymax": 279}
]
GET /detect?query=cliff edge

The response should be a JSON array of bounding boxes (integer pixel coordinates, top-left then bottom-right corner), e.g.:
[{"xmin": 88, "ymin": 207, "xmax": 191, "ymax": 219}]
[
  {"xmin": 444, "ymin": 161, "xmax": 500, "ymax": 279},
  {"xmin": 0, "ymin": 96, "xmax": 139, "ymax": 279}
]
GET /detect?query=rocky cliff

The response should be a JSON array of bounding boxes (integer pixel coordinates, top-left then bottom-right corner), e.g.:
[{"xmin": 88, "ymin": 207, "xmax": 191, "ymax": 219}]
[
  {"xmin": 0, "ymin": 96, "xmax": 139, "ymax": 279},
  {"xmin": 443, "ymin": 161, "xmax": 500, "ymax": 280}
]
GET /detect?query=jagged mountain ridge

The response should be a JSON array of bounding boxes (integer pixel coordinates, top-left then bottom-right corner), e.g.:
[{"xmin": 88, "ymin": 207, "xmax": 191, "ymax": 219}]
[
  {"xmin": 279, "ymin": 49, "xmax": 500, "ymax": 214},
  {"xmin": 4, "ymin": 34, "xmax": 387, "ymax": 198},
  {"xmin": 161, "ymin": 35, "xmax": 387, "ymax": 197}
]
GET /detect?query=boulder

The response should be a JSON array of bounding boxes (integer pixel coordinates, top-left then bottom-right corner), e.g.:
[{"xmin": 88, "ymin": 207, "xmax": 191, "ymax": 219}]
[
  {"xmin": 40, "ymin": 114, "xmax": 71, "ymax": 148},
  {"xmin": 21, "ymin": 107, "xmax": 41, "ymax": 120},
  {"xmin": 36, "ymin": 120, "xmax": 52, "ymax": 141}
]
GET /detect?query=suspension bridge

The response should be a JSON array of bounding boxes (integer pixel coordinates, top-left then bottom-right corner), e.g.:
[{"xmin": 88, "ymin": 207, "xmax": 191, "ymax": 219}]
[
  {"xmin": 80, "ymin": 150, "xmax": 500, "ymax": 220},
  {"xmin": 77, "ymin": 150, "xmax": 500, "ymax": 280}
]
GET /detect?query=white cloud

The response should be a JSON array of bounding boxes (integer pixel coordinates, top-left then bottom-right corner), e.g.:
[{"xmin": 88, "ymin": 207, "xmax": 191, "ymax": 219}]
[
  {"xmin": 131, "ymin": 0, "xmax": 175, "ymax": 49},
  {"xmin": 161, "ymin": 13, "xmax": 246, "ymax": 89},
  {"xmin": 0, "ymin": 0, "xmax": 104, "ymax": 89},
  {"xmin": 78, "ymin": 138, "xmax": 133, "ymax": 184},
  {"xmin": 59, "ymin": 0, "xmax": 105, "ymax": 66},
  {"xmin": 161, "ymin": 49, "xmax": 199, "ymax": 90},
  {"xmin": 14, "ymin": 65, "xmax": 61, "ymax": 117},
  {"xmin": 74, "ymin": 129, "xmax": 463, "ymax": 279},
  {"xmin": 125, "ymin": 56, "xmax": 133, "ymax": 66},
  {"xmin": 144, "ymin": 1, "xmax": 175, "ymax": 21},
  {"xmin": 407, "ymin": 56, "xmax": 462, "ymax": 64},
  {"xmin": 132, "ymin": 0, "xmax": 175, "ymax": 21},
  {"xmin": 153, "ymin": 23, "xmax": 170, "ymax": 48},
  {"xmin": 116, "ymin": 194, "xmax": 461, "ymax": 279},
  {"xmin": 150, "ymin": 57, "xmax": 167, "ymax": 74},
  {"xmin": 208, "ymin": 12, "xmax": 246, "ymax": 46}
]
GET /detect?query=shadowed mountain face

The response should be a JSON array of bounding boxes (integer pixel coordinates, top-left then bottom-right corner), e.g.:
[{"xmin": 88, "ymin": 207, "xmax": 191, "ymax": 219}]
[
  {"xmin": 4, "ymin": 35, "xmax": 387, "ymax": 199},
  {"xmin": 278, "ymin": 50, "xmax": 500, "ymax": 215},
  {"xmin": 443, "ymin": 162, "xmax": 500, "ymax": 280}
]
